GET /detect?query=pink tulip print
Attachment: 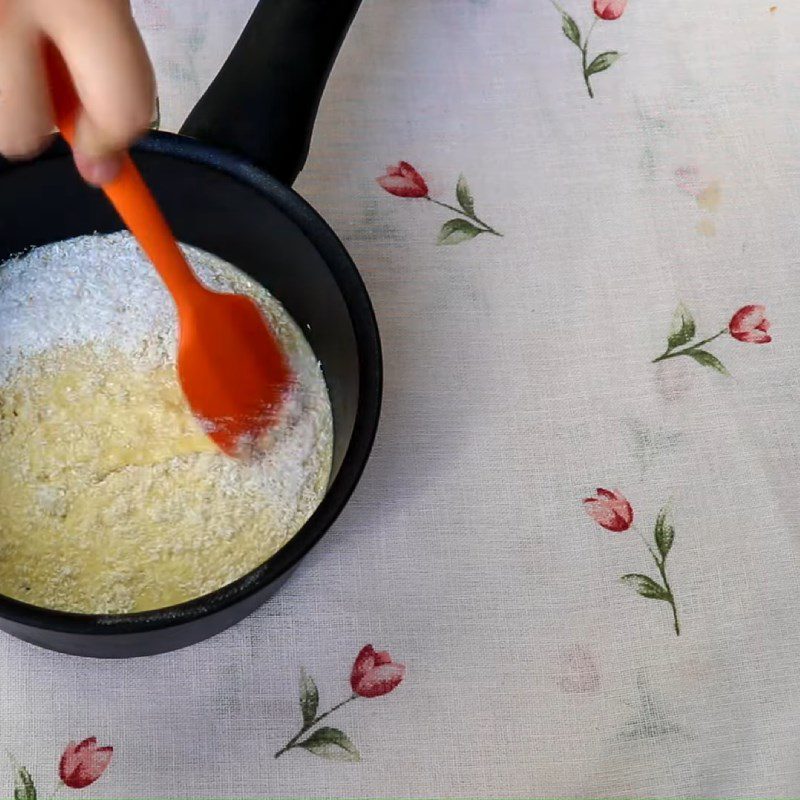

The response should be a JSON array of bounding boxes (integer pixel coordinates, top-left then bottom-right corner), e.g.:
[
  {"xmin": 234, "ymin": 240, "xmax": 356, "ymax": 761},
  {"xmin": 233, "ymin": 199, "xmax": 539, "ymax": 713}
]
[
  {"xmin": 275, "ymin": 645, "xmax": 406, "ymax": 761},
  {"xmin": 593, "ymin": 0, "xmax": 627, "ymax": 20},
  {"xmin": 552, "ymin": 0, "xmax": 626, "ymax": 98},
  {"xmin": 350, "ymin": 644, "xmax": 406, "ymax": 698},
  {"xmin": 729, "ymin": 305, "xmax": 772, "ymax": 344},
  {"xmin": 584, "ymin": 490, "xmax": 681, "ymax": 635},
  {"xmin": 377, "ymin": 162, "xmax": 502, "ymax": 244},
  {"xmin": 377, "ymin": 162, "xmax": 429, "ymax": 198},
  {"xmin": 653, "ymin": 303, "xmax": 771, "ymax": 374},
  {"xmin": 11, "ymin": 738, "xmax": 113, "ymax": 800},
  {"xmin": 583, "ymin": 488, "xmax": 633, "ymax": 532},
  {"xmin": 59, "ymin": 739, "xmax": 113, "ymax": 789}
]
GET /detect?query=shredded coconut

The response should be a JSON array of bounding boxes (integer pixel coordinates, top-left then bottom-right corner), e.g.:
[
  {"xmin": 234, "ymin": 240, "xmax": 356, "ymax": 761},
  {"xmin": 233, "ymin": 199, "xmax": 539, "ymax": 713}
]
[{"xmin": 0, "ymin": 232, "xmax": 332, "ymax": 614}]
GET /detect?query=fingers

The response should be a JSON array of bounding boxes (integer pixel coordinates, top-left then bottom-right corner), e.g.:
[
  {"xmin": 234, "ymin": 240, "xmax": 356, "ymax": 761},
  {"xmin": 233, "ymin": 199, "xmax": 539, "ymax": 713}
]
[
  {"xmin": 72, "ymin": 149, "xmax": 122, "ymax": 185},
  {"xmin": 0, "ymin": 0, "xmax": 155, "ymax": 184},
  {"xmin": 0, "ymin": 13, "xmax": 54, "ymax": 159},
  {"xmin": 39, "ymin": 0, "xmax": 155, "ymax": 183}
]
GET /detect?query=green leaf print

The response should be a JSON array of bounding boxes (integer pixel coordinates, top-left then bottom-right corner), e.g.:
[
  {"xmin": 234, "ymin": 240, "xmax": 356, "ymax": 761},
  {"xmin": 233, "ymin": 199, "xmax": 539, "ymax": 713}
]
[
  {"xmin": 456, "ymin": 174, "xmax": 476, "ymax": 217},
  {"xmin": 667, "ymin": 303, "xmax": 696, "ymax": 350},
  {"xmin": 297, "ymin": 727, "xmax": 361, "ymax": 762},
  {"xmin": 299, "ymin": 668, "xmax": 319, "ymax": 728},
  {"xmin": 586, "ymin": 51, "xmax": 621, "ymax": 75},
  {"xmin": 620, "ymin": 574, "xmax": 671, "ymax": 601},
  {"xmin": 14, "ymin": 767, "xmax": 36, "ymax": 800},
  {"xmin": 437, "ymin": 218, "xmax": 483, "ymax": 245},
  {"xmin": 561, "ymin": 12, "xmax": 582, "ymax": 47},
  {"xmin": 687, "ymin": 349, "xmax": 730, "ymax": 375},
  {"xmin": 654, "ymin": 505, "xmax": 674, "ymax": 560}
]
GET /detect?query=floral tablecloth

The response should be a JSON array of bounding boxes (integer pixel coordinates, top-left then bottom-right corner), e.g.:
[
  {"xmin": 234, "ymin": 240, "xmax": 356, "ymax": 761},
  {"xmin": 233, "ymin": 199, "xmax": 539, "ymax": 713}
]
[{"xmin": 7, "ymin": 0, "xmax": 800, "ymax": 797}]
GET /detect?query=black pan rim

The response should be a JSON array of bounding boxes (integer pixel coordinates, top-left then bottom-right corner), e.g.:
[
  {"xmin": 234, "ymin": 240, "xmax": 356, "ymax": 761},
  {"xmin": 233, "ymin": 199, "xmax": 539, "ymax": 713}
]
[{"xmin": 0, "ymin": 131, "xmax": 383, "ymax": 638}]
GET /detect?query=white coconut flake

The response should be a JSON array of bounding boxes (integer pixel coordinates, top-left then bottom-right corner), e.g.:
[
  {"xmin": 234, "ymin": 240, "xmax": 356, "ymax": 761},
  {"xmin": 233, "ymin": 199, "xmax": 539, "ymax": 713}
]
[{"xmin": 0, "ymin": 232, "xmax": 333, "ymax": 614}]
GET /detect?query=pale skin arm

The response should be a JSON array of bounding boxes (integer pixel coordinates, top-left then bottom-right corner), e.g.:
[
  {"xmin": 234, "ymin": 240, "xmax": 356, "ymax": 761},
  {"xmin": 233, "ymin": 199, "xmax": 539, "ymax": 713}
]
[{"xmin": 0, "ymin": 0, "xmax": 155, "ymax": 185}]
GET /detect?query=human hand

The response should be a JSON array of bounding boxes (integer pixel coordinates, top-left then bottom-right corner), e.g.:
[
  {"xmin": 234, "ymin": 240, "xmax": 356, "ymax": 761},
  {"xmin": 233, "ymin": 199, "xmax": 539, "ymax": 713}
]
[{"xmin": 0, "ymin": 0, "xmax": 155, "ymax": 185}]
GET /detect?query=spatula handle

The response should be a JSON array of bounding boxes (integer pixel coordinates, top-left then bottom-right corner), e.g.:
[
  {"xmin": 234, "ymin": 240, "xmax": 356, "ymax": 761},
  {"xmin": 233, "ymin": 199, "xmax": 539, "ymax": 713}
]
[{"xmin": 44, "ymin": 42, "xmax": 203, "ymax": 303}]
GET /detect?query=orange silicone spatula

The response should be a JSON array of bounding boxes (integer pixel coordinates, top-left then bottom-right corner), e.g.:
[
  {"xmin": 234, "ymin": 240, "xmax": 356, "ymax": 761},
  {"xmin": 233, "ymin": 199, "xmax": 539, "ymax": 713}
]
[{"xmin": 44, "ymin": 44, "xmax": 293, "ymax": 457}]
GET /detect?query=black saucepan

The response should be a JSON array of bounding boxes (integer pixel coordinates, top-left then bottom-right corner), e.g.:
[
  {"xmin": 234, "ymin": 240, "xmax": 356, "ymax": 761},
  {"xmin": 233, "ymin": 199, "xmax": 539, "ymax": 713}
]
[{"xmin": 0, "ymin": 0, "xmax": 380, "ymax": 657}]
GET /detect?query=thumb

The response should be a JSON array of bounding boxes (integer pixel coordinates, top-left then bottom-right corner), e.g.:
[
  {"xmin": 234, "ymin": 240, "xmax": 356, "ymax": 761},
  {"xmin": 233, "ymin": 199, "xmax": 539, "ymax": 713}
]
[{"xmin": 71, "ymin": 113, "xmax": 128, "ymax": 186}]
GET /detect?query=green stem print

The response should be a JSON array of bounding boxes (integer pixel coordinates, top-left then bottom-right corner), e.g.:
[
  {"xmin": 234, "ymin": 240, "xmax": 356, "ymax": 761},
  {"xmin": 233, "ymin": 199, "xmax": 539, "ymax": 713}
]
[
  {"xmin": 275, "ymin": 692, "xmax": 361, "ymax": 761},
  {"xmin": 552, "ymin": 2, "xmax": 624, "ymax": 98},
  {"xmin": 629, "ymin": 521, "xmax": 680, "ymax": 636},
  {"xmin": 425, "ymin": 196, "xmax": 502, "ymax": 238},
  {"xmin": 581, "ymin": 19, "xmax": 599, "ymax": 98},
  {"xmin": 652, "ymin": 328, "xmax": 729, "ymax": 372},
  {"xmin": 652, "ymin": 303, "xmax": 772, "ymax": 375},
  {"xmin": 275, "ymin": 692, "xmax": 359, "ymax": 761}
]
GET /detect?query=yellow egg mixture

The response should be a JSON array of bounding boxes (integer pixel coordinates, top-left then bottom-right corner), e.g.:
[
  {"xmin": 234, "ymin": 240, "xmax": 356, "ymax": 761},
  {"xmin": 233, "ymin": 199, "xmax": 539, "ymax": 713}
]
[{"xmin": 0, "ymin": 234, "xmax": 332, "ymax": 614}]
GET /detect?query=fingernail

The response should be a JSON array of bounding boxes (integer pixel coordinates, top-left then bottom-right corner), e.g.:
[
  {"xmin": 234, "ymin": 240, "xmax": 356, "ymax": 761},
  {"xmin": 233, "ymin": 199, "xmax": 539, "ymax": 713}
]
[{"xmin": 73, "ymin": 153, "xmax": 121, "ymax": 186}]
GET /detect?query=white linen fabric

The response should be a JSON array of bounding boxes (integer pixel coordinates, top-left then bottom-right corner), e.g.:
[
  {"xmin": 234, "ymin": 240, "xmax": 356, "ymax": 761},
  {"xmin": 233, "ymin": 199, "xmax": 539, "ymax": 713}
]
[{"xmin": 2, "ymin": 0, "xmax": 798, "ymax": 797}]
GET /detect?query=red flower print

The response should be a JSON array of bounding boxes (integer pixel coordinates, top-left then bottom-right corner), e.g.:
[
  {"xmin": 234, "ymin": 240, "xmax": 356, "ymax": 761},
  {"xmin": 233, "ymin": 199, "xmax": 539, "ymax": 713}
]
[
  {"xmin": 378, "ymin": 166, "xmax": 502, "ymax": 243},
  {"xmin": 583, "ymin": 493, "xmax": 682, "ymax": 635},
  {"xmin": 59, "ymin": 738, "xmax": 113, "ymax": 789},
  {"xmin": 276, "ymin": 646, "xmax": 408, "ymax": 760},
  {"xmin": 593, "ymin": 0, "xmax": 627, "ymax": 20},
  {"xmin": 653, "ymin": 302, "xmax": 769, "ymax": 374},
  {"xmin": 376, "ymin": 162, "xmax": 428, "ymax": 198},
  {"xmin": 729, "ymin": 305, "xmax": 771, "ymax": 344},
  {"xmin": 350, "ymin": 644, "xmax": 406, "ymax": 698},
  {"xmin": 583, "ymin": 488, "xmax": 633, "ymax": 532}
]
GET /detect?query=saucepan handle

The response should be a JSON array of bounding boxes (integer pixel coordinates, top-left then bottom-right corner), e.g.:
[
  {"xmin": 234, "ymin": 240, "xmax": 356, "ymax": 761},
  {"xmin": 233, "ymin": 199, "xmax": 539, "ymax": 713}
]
[{"xmin": 180, "ymin": 0, "xmax": 362, "ymax": 186}]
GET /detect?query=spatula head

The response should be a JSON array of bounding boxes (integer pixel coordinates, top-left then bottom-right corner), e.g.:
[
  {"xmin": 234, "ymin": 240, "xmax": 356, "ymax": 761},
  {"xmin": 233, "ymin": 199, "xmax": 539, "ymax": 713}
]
[{"xmin": 176, "ymin": 288, "xmax": 294, "ymax": 457}]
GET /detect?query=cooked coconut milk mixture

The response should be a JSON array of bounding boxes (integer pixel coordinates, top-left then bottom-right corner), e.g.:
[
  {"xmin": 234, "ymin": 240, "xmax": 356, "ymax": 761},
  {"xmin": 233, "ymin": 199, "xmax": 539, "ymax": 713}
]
[{"xmin": 0, "ymin": 232, "xmax": 332, "ymax": 613}]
